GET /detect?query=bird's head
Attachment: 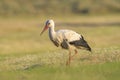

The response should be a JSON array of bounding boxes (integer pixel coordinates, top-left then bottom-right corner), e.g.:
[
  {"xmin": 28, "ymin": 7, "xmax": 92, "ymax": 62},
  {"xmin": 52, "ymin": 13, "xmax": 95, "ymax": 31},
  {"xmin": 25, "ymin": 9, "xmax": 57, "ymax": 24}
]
[{"xmin": 40, "ymin": 20, "xmax": 54, "ymax": 35}]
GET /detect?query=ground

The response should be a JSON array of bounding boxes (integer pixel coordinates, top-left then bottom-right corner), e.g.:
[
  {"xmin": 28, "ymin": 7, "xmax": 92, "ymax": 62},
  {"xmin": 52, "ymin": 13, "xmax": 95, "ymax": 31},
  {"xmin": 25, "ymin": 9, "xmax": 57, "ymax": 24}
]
[{"xmin": 0, "ymin": 15, "xmax": 120, "ymax": 80}]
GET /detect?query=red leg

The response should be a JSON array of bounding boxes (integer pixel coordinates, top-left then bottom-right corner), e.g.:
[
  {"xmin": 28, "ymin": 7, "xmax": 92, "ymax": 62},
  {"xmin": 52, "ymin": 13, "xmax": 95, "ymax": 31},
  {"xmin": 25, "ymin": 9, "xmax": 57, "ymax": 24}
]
[
  {"xmin": 66, "ymin": 51, "xmax": 71, "ymax": 66},
  {"xmin": 71, "ymin": 49, "xmax": 78, "ymax": 58},
  {"xmin": 66, "ymin": 50, "xmax": 78, "ymax": 66}
]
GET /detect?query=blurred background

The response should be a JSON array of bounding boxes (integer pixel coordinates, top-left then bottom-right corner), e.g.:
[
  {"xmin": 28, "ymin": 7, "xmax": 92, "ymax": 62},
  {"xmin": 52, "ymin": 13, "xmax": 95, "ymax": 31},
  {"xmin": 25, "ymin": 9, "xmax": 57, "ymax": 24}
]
[
  {"xmin": 0, "ymin": 0, "xmax": 120, "ymax": 16},
  {"xmin": 0, "ymin": 0, "xmax": 120, "ymax": 80}
]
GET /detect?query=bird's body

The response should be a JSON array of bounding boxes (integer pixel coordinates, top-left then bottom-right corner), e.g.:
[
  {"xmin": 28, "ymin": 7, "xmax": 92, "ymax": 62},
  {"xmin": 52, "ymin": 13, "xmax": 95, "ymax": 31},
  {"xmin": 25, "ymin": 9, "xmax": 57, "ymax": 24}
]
[
  {"xmin": 49, "ymin": 29, "xmax": 91, "ymax": 50},
  {"xmin": 40, "ymin": 20, "xmax": 91, "ymax": 65}
]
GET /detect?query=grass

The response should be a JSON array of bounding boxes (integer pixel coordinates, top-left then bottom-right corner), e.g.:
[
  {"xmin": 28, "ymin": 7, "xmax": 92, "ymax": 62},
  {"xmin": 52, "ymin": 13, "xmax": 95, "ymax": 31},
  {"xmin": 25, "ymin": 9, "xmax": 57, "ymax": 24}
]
[
  {"xmin": 0, "ymin": 62, "xmax": 120, "ymax": 80},
  {"xmin": 0, "ymin": 15, "xmax": 120, "ymax": 80},
  {"xmin": 0, "ymin": 0, "xmax": 120, "ymax": 16}
]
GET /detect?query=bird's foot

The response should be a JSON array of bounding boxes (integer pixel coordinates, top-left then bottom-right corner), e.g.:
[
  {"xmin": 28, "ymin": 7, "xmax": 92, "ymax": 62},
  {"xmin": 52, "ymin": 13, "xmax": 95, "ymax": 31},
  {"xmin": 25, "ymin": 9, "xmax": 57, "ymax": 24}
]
[{"xmin": 66, "ymin": 61, "xmax": 70, "ymax": 66}]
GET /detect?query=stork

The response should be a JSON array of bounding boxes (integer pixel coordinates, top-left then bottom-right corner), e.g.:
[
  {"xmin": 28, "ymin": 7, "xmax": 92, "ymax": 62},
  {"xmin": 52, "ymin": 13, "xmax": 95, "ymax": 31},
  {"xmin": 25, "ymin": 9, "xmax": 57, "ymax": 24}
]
[{"xmin": 40, "ymin": 20, "xmax": 91, "ymax": 65}]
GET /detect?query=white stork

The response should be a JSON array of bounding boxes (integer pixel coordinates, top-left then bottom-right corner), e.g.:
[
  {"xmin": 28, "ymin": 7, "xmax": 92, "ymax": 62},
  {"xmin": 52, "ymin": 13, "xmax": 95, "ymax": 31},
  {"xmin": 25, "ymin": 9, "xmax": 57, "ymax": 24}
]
[{"xmin": 40, "ymin": 20, "xmax": 91, "ymax": 65}]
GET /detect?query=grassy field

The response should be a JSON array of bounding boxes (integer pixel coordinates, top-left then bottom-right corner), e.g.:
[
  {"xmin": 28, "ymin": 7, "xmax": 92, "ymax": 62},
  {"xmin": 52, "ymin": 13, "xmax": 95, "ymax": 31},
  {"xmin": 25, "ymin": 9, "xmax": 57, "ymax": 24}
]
[
  {"xmin": 0, "ymin": 15, "xmax": 120, "ymax": 80},
  {"xmin": 0, "ymin": 0, "xmax": 120, "ymax": 16}
]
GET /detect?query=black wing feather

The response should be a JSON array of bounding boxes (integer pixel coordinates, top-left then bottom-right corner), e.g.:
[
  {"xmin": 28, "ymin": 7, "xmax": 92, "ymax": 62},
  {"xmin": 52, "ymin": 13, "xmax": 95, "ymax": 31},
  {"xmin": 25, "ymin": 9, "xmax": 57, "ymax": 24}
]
[
  {"xmin": 69, "ymin": 35, "xmax": 91, "ymax": 51},
  {"xmin": 52, "ymin": 40, "xmax": 59, "ymax": 47}
]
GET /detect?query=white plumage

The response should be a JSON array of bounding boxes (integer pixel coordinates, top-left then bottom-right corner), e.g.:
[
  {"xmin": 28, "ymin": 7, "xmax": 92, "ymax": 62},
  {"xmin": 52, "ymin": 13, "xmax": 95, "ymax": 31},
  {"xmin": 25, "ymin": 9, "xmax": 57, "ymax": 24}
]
[
  {"xmin": 40, "ymin": 20, "xmax": 91, "ymax": 65},
  {"xmin": 56, "ymin": 29, "xmax": 82, "ymax": 42}
]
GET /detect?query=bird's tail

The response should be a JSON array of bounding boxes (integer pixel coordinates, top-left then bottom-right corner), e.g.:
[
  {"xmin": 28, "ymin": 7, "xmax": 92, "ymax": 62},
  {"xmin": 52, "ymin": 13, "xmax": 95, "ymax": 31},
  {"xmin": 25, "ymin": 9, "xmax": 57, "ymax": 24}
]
[
  {"xmin": 81, "ymin": 35, "xmax": 92, "ymax": 52},
  {"xmin": 69, "ymin": 35, "xmax": 92, "ymax": 52},
  {"xmin": 85, "ymin": 43, "xmax": 92, "ymax": 52}
]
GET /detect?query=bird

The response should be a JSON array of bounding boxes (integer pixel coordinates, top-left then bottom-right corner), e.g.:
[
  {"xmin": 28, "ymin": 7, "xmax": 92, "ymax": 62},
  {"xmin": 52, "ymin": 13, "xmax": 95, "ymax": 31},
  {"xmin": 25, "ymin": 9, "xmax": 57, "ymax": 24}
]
[{"xmin": 40, "ymin": 19, "xmax": 91, "ymax": 65}]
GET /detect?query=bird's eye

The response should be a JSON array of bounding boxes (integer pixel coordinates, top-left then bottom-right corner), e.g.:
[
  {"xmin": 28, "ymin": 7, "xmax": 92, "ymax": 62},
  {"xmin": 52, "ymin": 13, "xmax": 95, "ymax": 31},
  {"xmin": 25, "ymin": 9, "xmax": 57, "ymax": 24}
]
[{"xmin": 48, "ymin": 23, "xmax": 50, "ymax": 25}]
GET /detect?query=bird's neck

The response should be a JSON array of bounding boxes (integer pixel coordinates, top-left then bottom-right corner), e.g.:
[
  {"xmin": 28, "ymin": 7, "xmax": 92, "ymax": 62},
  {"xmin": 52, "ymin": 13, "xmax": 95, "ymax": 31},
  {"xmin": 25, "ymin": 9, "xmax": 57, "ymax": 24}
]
[{"xmin": 49, "ymin": 26, "xmax": 56, "ymax": 41}]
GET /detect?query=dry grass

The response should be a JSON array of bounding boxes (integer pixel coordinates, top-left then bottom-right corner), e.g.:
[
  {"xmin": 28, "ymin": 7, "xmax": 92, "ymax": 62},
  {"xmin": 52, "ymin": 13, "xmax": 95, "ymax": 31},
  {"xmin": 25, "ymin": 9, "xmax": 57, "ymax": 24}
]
[
  {"xmin": 0, "ymin": 47, "xmax": 120, "ymax": 71},
  {"xmin": 0, "ymin": 16, "xmax": 120, "ymax": 80}
]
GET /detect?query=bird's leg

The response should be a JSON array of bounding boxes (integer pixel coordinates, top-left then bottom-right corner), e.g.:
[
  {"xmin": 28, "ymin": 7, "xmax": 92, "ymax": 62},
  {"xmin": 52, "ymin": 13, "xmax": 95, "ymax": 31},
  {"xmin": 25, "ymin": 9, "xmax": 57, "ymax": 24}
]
[
  {"xmin": 66, "ymin": 50, "xmax": 78, "ymax": 66},
  {"xmin": 66, "ymin": 51, "xmax": 71, "ymax": 66},
  {"xmin": 71, "ymin": 49, "xmax": 78, "ymax": 58}
]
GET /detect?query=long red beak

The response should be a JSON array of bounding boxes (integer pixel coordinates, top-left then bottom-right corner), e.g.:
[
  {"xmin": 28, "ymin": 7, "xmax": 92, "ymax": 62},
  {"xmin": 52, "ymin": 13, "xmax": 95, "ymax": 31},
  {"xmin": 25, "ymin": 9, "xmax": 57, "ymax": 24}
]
[{"xmin": 40, "ymin": 25, "xmax": 49, "ymax": 36}]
